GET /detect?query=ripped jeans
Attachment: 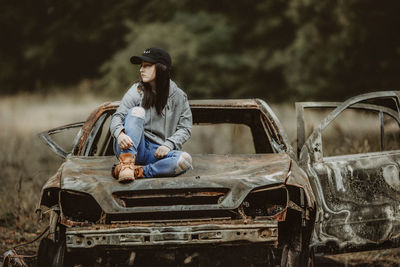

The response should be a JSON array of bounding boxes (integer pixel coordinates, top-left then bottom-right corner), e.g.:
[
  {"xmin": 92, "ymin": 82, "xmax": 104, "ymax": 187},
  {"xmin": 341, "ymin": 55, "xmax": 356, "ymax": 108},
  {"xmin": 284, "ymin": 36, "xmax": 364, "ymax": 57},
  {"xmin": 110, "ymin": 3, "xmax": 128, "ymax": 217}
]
[{"xmin": 114, "ymin": 107, "xmax": 192, "ymax": 178}]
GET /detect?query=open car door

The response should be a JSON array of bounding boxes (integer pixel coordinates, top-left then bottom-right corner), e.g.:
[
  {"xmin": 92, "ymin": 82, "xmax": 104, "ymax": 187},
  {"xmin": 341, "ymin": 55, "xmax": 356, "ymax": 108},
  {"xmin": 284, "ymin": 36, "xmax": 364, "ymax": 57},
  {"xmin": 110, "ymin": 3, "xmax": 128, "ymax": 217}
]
[
  {"xmin": 297, "ymin": 91, "xmax": 400, "ymax": 250},
  {"xmin": 39, "ymin": 122, "xmax": 84, "ymax": 158}
]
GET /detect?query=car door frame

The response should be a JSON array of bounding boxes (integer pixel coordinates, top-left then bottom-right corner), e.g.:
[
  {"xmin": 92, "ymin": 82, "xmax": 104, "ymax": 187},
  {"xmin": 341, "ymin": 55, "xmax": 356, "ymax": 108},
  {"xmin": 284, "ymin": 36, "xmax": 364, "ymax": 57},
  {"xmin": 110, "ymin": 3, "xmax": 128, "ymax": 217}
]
[
  {"xmin": 296, "ymin": 91, "xmax": 400, "ymax": 250},
  {"xmin": 39, "ymin": 122, "xmax": 84, "ymax": 158}
]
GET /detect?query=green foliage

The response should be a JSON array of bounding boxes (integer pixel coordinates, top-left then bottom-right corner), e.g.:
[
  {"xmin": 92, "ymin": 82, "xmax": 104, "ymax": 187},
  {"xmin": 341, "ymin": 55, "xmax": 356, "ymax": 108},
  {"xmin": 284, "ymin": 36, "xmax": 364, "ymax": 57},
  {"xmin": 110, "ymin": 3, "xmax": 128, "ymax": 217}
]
[
  {"xmin": 2, "ymin": 0, "xmax": 400, "ymax": 101},
  {"xmin": 98, "ymin": 12, "xmax": 235, "ymax": 98},
  {"xmin": 0, "ymin": 0, "xmax": 129, "ymax": 93},
  {"xmin": 280, "ymin": 0, "xmax": 400, "ymax": 100}
]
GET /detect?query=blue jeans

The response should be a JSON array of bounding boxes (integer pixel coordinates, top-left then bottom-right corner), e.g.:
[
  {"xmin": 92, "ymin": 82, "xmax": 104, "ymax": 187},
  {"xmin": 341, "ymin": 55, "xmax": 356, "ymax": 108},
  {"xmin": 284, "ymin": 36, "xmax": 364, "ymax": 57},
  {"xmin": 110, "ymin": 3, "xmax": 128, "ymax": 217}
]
[{"xmin": 114, "ymin": 107, "xmax": 192, "ymax": 178}]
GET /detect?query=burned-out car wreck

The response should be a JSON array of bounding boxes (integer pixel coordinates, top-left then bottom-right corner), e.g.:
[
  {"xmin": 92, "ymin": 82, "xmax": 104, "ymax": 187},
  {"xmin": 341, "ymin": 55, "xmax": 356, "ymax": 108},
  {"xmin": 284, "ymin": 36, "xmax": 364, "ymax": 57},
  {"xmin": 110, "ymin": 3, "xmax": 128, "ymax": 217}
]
[{"xmin": 35, "ymin": 91, "xmax": 400, "ymax": 266}]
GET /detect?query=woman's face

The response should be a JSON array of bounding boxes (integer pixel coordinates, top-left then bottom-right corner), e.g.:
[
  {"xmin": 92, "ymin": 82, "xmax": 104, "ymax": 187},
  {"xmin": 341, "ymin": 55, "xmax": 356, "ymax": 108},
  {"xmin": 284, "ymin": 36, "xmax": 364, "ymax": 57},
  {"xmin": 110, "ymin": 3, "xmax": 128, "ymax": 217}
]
[{"xmin": 140, "ymin": 62, "xmax": 156, "ymax": 83}]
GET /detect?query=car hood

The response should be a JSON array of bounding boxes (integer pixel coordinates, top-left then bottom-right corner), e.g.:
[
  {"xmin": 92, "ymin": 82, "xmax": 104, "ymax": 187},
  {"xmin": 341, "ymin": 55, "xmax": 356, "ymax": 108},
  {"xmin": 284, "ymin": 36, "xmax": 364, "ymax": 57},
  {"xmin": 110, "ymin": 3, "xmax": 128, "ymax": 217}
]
[{"xmin": 60, "ymin": 154, "xmax": 293, "ymax": 214}]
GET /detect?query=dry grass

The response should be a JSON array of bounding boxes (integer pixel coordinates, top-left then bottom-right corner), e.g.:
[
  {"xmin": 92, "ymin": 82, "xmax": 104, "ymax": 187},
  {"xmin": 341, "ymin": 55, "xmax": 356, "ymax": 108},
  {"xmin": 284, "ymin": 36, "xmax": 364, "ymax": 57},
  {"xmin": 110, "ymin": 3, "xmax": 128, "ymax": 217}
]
[
  {"xmin": 324, "ymin": 247, "xmax": 400, "ymax": 266},
  {"xmin": 0, "ymin": 92, "xmax": 107, "ymax": 254}
]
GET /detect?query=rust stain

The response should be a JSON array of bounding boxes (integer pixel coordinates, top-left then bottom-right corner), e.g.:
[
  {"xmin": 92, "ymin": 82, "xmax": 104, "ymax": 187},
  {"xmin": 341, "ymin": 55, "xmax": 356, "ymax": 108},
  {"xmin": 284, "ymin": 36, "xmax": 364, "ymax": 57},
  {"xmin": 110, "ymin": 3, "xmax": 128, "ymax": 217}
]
[
  {"xmin": 270, "ymin": 208, "xmax": 287, "ymax": 221},
  {"xmin": 60, "ymin": 216, "xmax": 92, "ymax": 227}
]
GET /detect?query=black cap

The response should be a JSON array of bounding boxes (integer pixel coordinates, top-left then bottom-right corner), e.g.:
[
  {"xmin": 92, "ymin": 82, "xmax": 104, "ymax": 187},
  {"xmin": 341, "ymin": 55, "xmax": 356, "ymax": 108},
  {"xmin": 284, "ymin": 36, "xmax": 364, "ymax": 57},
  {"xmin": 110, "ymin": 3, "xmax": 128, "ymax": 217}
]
[{"xmin": 130, "ymin": 47, "xmax": 172, "ymax": 68}]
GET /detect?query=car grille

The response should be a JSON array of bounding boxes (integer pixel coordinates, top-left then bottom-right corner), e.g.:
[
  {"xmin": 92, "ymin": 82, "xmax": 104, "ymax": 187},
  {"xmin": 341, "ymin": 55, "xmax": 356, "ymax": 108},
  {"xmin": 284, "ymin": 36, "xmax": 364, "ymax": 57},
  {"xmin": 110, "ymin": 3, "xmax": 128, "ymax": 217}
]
[{"xmin": 112, "ymin": 188, "xmax": 229, "ymax": 208}]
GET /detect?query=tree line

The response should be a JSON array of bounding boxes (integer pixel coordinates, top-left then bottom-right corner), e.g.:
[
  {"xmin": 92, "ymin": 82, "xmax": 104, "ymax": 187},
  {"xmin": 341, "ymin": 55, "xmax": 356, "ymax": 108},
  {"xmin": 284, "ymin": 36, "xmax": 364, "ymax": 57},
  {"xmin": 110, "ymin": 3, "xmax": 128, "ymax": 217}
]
[{"xmin": 2, "ymin": 0, "xmax": 400, "ymax": 101}]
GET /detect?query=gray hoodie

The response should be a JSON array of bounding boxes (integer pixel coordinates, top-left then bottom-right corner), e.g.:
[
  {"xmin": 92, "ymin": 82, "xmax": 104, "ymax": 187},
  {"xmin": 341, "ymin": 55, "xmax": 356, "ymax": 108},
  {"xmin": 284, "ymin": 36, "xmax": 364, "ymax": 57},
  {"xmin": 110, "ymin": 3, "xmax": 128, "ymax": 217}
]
[{"xmin": 110, "ymin": 80, "xmax": 192, "ymax": 150}]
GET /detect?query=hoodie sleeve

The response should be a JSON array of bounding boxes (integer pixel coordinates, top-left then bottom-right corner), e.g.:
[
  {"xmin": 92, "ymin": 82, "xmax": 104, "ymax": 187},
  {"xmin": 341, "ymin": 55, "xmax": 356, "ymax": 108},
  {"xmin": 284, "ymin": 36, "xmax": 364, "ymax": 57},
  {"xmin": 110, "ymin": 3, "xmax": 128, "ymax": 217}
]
[
  {"xmin": 163, "ymin": 94, "xmax": 192, "ymax": 150},
  {"xmin": 110, "ymin": 84, "xmax": 141, "ymax": 139}
]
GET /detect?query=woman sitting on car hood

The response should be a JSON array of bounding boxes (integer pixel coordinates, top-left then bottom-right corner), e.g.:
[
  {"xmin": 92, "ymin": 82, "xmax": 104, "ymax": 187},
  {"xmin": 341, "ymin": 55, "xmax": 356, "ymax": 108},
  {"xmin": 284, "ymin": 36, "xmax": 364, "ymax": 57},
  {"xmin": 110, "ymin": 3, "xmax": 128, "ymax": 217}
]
[{"xmin": 110, "ymin": 47, "xmax": 193, "ymax": 183}]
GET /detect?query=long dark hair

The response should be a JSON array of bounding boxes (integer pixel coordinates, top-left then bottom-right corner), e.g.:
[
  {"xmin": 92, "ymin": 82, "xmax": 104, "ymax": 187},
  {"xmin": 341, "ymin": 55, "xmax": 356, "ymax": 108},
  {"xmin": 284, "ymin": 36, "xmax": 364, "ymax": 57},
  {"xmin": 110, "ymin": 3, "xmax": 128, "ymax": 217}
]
[{"xmin": 140, "ymin": 63, "xmax": 170, "ymax": 115}]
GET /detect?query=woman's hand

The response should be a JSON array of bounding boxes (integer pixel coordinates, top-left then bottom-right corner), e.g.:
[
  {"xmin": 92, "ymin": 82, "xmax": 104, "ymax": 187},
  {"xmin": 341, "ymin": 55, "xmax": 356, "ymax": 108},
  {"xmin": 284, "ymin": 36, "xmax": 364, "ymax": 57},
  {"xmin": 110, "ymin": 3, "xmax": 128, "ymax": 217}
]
[
  {"xmin": 154, "ymin": 145, "xmax": 171, "ymax": 159},
  {"xmin": 118, "ymin": 132, "xmax": 133, "ymax": 150}
]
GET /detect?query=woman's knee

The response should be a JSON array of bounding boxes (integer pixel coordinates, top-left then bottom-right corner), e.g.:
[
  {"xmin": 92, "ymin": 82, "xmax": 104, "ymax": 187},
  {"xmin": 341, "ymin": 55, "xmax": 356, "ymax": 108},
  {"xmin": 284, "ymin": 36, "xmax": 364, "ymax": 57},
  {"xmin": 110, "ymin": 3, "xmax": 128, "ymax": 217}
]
[
  {"xmin": 175, "ymin": 152, "xmax": 192, "ymax": 174},
  {"xmin": 128, "ymin": 107, "xmax": 145, "ymax": 119}
]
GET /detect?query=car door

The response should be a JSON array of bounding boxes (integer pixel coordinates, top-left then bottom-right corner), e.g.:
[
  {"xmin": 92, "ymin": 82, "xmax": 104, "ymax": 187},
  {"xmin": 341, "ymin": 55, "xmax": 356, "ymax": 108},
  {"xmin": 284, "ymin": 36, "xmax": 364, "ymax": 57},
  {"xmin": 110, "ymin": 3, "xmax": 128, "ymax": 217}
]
[{"xmin": 297, "ymin": 91, "xmax": 400, "ymax": 249}]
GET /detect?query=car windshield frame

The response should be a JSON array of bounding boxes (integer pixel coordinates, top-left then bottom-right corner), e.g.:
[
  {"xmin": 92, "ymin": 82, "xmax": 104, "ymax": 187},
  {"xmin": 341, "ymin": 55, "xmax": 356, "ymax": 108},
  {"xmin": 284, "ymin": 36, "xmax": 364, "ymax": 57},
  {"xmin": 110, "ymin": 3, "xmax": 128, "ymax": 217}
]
[{"xmin": 76, "ymin": 105, "xmax": 278, "ymax": 157}]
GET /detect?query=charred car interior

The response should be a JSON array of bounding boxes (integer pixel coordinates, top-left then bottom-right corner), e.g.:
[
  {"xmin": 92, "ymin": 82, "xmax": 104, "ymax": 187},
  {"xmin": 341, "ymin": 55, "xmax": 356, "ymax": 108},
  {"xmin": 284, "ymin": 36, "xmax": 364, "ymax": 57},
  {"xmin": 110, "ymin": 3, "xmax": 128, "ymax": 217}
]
[{"xmin": 32, "ymin": 91, "xmax": 400, "ymax": 267}]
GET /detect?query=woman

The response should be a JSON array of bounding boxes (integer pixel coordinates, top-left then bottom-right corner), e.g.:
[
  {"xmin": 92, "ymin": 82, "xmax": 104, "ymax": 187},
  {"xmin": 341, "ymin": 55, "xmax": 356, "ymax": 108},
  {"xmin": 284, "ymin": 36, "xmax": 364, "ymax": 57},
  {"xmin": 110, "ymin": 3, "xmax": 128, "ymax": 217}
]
[{"xmin": 110, "ymin": 47, "xmax": 193, "ymax": 183}]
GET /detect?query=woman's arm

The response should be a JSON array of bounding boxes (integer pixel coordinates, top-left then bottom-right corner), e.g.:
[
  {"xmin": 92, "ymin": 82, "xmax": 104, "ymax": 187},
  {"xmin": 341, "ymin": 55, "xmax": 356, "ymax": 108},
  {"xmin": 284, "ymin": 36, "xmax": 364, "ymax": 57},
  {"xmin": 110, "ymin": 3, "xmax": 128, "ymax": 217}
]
[
  {"xmin": 110, "ymin": 84, "xmax": 141, "ymax": 139},
  {"xmin": 163, "ymin": 95, "xmax": 192, "ymax": 150}
]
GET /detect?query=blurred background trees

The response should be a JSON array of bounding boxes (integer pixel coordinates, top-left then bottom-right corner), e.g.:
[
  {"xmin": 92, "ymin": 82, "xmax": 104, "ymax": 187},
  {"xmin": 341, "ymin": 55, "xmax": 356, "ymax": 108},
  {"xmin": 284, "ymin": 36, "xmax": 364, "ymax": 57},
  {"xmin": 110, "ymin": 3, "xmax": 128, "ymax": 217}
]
[{"xmin": 2, "ymin": 0, "xmax": 400, "ymax": 101}]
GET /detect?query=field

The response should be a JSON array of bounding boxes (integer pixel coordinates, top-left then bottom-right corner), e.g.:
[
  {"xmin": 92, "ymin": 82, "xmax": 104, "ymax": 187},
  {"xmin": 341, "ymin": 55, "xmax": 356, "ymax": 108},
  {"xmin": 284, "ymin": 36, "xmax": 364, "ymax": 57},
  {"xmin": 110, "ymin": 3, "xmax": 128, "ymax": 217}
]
[
  {"xmin": 0, "ymin": 93, "xmax": 107, "ymax": 258},
  {"xmin": 0, "ymin": 93, "xmax": 399, "ymax": 266}
]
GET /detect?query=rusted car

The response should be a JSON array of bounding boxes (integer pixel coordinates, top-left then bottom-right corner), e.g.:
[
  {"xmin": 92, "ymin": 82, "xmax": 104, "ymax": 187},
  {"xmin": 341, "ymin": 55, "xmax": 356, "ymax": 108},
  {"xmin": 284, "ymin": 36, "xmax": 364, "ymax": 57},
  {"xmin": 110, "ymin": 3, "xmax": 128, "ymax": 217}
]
[
  {"xmin": 36, "ymin": 91, "xmax": 400, "ymax": 266},
  {"xmin": 36, "ymin": 99, "xmax": 316, "ymax": 266}
]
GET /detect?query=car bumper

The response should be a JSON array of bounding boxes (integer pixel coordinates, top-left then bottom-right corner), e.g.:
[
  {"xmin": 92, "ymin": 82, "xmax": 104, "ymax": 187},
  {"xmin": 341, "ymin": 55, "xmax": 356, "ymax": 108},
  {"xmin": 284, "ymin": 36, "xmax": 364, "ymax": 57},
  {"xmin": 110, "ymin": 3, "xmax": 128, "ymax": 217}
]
[{"xmin": 66, "ymin": 220, "xmax": 278, "ymax": 249}]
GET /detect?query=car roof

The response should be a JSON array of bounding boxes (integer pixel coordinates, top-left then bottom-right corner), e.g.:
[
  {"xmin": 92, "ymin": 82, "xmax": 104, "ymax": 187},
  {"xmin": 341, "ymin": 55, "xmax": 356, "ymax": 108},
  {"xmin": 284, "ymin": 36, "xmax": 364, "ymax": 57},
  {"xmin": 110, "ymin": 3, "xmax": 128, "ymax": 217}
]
[{"xmin": 104, "ymin": 99, "xmax": 260, "ymax": 109}]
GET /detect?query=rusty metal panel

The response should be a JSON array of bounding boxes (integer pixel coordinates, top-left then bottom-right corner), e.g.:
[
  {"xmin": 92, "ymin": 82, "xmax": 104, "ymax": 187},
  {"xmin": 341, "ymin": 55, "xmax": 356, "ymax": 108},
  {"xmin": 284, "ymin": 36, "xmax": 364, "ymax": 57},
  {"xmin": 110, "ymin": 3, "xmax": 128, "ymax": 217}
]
[
  {"xmin": 58, "ymin": 154, "xmax": 293, "ymax": 214},
  {"xmin": 256, "ymin": 99, "xmax": 296, "ymax": 159},
  {"xmin": 65, "ymin": 220, "xmax": 278, "ymax": 249},
  {"xmin": 189, "ymin": 99, "xmax": 259, "ymax": 108},
  {"xmin": 37, "ymin": 163, "xmax": 64, "ymax": 208},
  {"xmin": 306, "ymin": 153, "xmax": 400, "ymax": 248},
  {"xmin": 76, "ymin": 102, "xmax": 113, "ymax": 155},
  {"xmin": 286, "ymin": 158, "xmax": 316, "ymax": 209}
]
